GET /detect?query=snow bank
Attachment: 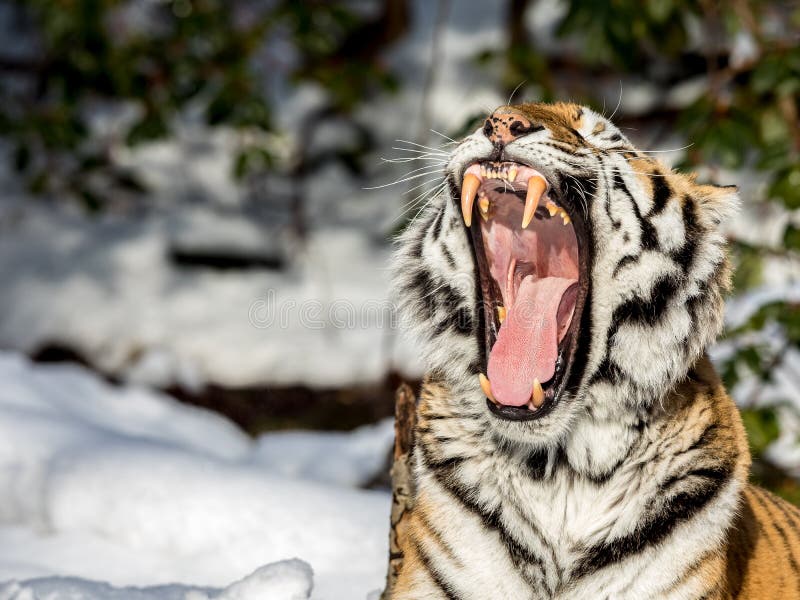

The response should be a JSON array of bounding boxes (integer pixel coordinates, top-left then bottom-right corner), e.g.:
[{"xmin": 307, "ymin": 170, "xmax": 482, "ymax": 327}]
[
  {"xmin": 0, "ymin": 559, "xmax": 313, "ymax": 600},
  {"xmin": 0, "ymin": 353, "xmax": 391, "ymax": 599},
  {"xmin": 252, "ymin": 420, "xmax": 394, "ymax": 488}
]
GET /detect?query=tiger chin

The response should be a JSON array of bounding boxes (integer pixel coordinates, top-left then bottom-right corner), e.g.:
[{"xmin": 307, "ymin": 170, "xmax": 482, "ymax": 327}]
[{"xmin": 391, "ymin": 102, "xmax": 800, "ymax": 599}]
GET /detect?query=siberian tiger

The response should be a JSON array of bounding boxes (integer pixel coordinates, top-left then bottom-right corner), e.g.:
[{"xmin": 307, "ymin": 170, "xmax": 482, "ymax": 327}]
[{"xmin": 391, "ymin": 102, "xmax": 800, "ymax": 599}]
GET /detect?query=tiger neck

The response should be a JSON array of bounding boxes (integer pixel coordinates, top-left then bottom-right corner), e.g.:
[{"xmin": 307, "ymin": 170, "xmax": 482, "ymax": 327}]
[
  {"xmin": 412, "ymin": 357, "xmax": 750, "ymax": 588},
  {"xmin": 415, "ymin": 354, "xmax": 750, "ymax": 518}
]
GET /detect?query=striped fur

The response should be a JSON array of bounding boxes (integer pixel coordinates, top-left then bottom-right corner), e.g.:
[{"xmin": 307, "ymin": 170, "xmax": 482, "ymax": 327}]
[{"xmin": 391, "ymin": 102, "xmax": 800, "ymax": 599}]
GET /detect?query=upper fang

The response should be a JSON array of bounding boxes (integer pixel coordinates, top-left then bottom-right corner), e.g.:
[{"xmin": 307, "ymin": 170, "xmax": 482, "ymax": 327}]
[{"xmin": 461, "ymin": 173, "xmax": 481, "ymax": 227}]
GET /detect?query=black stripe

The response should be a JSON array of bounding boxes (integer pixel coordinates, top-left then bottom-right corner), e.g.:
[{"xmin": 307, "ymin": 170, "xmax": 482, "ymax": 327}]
[
  {"xmin": 604, "ymin": 181, "xmax": 622, "ymax": 230},
  {"xmin": 405, "ymin": 268, "xmax": 436, "ymax": 307},
  {"xmin": 684, "ymin": 423, "xmax": 720, "ymax": 454},
  {"xmin": 660, "ymin": 465, "xmax": 729, "ymax": 492},
  {"xmin": 590, "ymin": 273, "xmax": 681, "ymax": 385},
  {"xmin": 441, "ymin": 244, "xmax": 457, "ymax": 270},
  {"xmin": 419, "ymin": 442, "xmax": 500, "ymax": 530},
  {"xmin": 670, "ymin": 196, "xmax": 700, "ymax": 272},
  {"xmin": 413, "ymin": 537, "xmax": 460, "ymax": 600},
  {"xmin": 773, "ymin": 520, "xmax": 800, "ymax": 583},
  {"xmin": 433, "ymin": 306, "xmax": 473, "ymax": 337},
  {"xmin": 419, "ymin": 448, "xmax": 464, "ymax": 472},
  {"xmin": 584, "ymin": 443, "xmax": 637, "ymax": 486},
  {"xmin": 568, "ymin": 127, "xmax": 586, "ymax": 143},
  {"xmin": 431, "ymin": 207, "xmax": 445, "ymax": 240},
  {"xmin": 612, "ymin": 275, "xmax": 681, "ymax": 328},
  {"xmin": 416, "ymin": 505, "xmax": 461, "ymax": 563},
  {"xmin": 614, "ymin": 170, "xmax": 658, "ymax": 249},
  {"xmin": 409, "ymin": 238, "xmax": 423, "ymax": 259},
  {"xmin": 525, "ymin": 447, "xmax": 550, "ymax": 480},
  {"xmin": 749, "ymin": 488, "xmax": 798, "ymax": 592},
  {"xmin": 648, "ymin": 175, "xmax": 673, "ymax": 216},
  {"xmin": 612, "ymin": 254, "xmax": 640, "ymax": 278},
  {"xmin": 407, "ymin": 270, "xmax": 468, "ymax": 318},
  {"xmin": 573, "ymin": 464, "xmax": 730, "ymax": 577}
]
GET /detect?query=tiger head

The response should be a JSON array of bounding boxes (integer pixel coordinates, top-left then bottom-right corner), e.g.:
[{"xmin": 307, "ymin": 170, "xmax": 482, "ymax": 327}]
[{"xmin": 394, "ymin": 102, "xmax": 737, "ymax": 462}]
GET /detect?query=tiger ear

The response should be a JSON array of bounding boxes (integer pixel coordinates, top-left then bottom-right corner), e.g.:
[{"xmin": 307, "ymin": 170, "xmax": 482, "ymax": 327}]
[{"xmin": 697, "ymin": 183, "xmax": 740, "ymax": 226}]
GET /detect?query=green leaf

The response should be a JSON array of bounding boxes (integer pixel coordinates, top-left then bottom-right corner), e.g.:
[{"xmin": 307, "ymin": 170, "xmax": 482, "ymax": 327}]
[{"xmin": 741, "ymin": 407, "xmax": 781, "ymax": 456}]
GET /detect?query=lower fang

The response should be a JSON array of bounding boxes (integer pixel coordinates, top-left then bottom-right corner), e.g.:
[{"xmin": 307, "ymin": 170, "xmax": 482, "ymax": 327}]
[
  {"xmin": 497, "ymin": 306, "xmax": 506, "ymax": 324},
  {"xmin": 531, "ymin": 378, "xmax": 545, "ymax": 408},
  {"xmin": 479, "ymin": 373, "xmax": 497, "ymax": 403}
]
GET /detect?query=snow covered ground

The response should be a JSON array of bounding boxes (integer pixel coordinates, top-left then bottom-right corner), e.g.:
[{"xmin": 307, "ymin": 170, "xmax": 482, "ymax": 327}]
[{"xmin": 0, "ymin": 352, "xmax": 392, "ymax": 600}]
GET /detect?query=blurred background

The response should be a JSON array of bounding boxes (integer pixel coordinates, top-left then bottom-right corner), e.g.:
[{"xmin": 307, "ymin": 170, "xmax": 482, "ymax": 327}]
[{"xmin": 0, "ymin": 1, "xmax": 799, "ymax": 599}]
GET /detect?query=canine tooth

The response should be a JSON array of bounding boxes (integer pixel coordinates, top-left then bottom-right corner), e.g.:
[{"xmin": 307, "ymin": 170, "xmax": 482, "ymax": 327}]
[
  {"xmin": 546, "ymin": 200, "xmax": 559, "ymax": 217},
  {"xmin": 527, "ymin": 400, "xmax": 538, "ymax": 411},
  {"xmin": 522, "ymin": 176, "xmax": 547, "ymax": 229},
  {"xmin": 461, "ymin": 173, "xmax": 481, "ymax": 227},
  {"xmin": 509, "ymin": 166, "xmax": 518, "ymax": 182},
  {"xmin": 562, "ymin": 213, "xmax": 571, "ymax": 225},
  {"xmin": 479, "ymin": 373, "xmax": 497, "ymax": 403},
  {"xmin": 497, "ymin": 306, "xmax": 506, "ymax": 324},
  {"xmin": 531, "ymin": 378, "xmax": 545, "ymax": 408}
]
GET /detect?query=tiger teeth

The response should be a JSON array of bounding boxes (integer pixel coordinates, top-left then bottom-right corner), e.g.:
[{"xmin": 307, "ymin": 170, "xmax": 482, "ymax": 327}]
[
  {"xmin": 479, "ymin": 373, "xmax": 497, "ymax": 403},
  {"xmin": 522, "ymin": 175, "xmax": 547, "ymax": 229},
  {"xmin": 531, "ymin": 378, "xmax": 545, "ymax": 408},
  {"xmin": 480, "ymin": 166, "xmax": 517, "ymax": 181},
  {"xmin": 562, "ymin": 212, "xmax": 571, "ymax": 225},
  {"xmin": 497, "ymin": 305, "xmax": 506, "ymax": 324},
  {"xmin": 478, "ymin": 196, "xmax": 490, "ymax": 221},
  {"xmin": 461, "ymin": 173, "xmax": 481, "ymax": 227}
]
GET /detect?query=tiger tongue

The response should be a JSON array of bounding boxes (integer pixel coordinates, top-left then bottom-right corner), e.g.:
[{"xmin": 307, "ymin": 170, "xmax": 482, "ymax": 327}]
[{"xmin": 487, "ymin": 276, "xmax": 578, "ymax": 407}]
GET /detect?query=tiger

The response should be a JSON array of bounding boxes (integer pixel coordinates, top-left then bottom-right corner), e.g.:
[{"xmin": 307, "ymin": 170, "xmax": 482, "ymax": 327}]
[{"xmin": 390, "ymin": 102, "xmax": 800, "ymax": 599}]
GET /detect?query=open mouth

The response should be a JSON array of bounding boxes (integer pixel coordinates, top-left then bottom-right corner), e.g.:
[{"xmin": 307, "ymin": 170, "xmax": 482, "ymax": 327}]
[{"xmin": 459, "ymin": 161, "xmax": 588, "ymax": 421}]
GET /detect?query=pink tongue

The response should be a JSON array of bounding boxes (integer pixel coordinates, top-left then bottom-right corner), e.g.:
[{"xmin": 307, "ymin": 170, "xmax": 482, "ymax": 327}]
[{"xmin": 487, "ymin": 276, "xmax": 578, "ymax": 407}]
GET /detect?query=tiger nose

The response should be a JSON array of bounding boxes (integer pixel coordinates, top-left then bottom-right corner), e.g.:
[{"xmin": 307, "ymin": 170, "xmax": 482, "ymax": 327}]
[{"xmin": 483, "ymin": 109, "xmax": 536, "ymax": 146}]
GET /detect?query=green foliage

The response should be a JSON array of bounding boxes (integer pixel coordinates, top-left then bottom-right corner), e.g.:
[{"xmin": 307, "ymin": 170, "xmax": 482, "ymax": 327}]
[
  {"xmin": 1, "ymin": 0, "xmax": 397, "ymax": 209},
  {"xmin": 741, "ymin": 407, "xmax": 781, "ymax": 456},
  {"xmin": 557, "ymin": 0, "xmax": 698, "ymax": 69}
]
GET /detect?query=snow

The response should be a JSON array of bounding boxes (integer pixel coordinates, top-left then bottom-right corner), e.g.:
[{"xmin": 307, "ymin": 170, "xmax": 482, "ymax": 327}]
[
  {"xmin": 252, "ymin": 420, "xmax": 394, "ymax": 488},
  {"xmin": 0, "ymin": 201, "xmax": 423, "ymax": 389},
  {"xmin": 0, "ymin": 353, "xmax": 391, "ymax": 600},
  {"xmin": 1, "ymin": 560, "xmax": 313, "ymax": 600}
]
